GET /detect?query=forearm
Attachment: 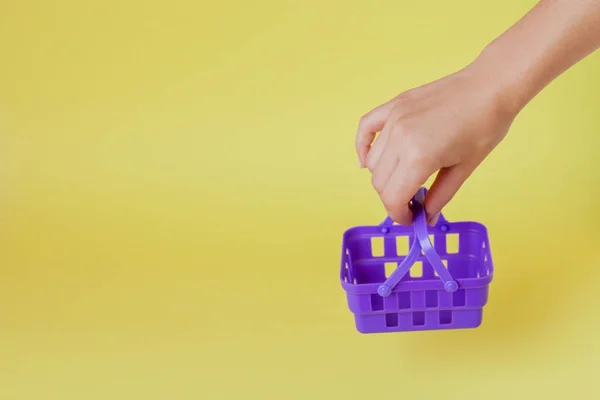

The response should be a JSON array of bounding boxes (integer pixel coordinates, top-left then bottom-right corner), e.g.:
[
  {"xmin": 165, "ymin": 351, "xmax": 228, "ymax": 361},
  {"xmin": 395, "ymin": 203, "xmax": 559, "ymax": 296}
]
[{"xmin": 471, "ymin": 0, "xmax": 600, "ymax": 116}]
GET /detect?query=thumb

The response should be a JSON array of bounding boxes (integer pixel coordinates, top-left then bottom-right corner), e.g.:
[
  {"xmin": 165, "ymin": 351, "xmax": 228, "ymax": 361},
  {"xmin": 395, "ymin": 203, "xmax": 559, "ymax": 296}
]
[{"xmin": 424, "ymin": 164, "xmax": 474, "ymax": 223}]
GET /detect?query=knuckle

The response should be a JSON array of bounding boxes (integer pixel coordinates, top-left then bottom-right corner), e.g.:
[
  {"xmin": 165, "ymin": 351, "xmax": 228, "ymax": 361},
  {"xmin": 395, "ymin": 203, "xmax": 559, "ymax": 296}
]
[
  {"xmin": 390, "ymin": 95, "xmax": 413, "ymax": 115},
  {"xmin": 403, "ymin": 138, "xmax": 434, "ymax": 166},
  {"xmin": 414, "ymin": 147, "xmax": 436, "ymax": 168},
  {"xmin": 365, "ymin": 154, "xmax": 377, "ymax": 171},
  {"xmin": 393, "ymin": 96, "xmax": 410, "ymax": 110},
  {"xmin": 380, "ymin": 191, "xmax": 398, "ymax": 210},
  {"xmin": 407, "ymin": 150, "xmax": 428, "ymax": 166},
  {"xmin": 390, "ymin": 120, "xmax": 410, "ymax": 138},
  {"xmin": 371, "ymin": 174, "xmax": 384, "ymax": 193},
  {"xmin": 358, "ymin": 113, "xmax": 371, "ymax": 128}
]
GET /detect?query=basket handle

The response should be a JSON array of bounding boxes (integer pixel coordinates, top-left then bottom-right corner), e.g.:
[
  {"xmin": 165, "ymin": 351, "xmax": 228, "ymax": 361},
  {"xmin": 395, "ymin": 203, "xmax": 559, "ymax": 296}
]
[
  {"xmin": 378, "ymin": 195, "xmax": 448, "ymax": 229},
  {"xmin": 413, "ymin": 188, "xmax": 458, "ymax": 292},
  {"xmin": 377, "ymin": 187, "xmax": 458, "ymax": 297}
]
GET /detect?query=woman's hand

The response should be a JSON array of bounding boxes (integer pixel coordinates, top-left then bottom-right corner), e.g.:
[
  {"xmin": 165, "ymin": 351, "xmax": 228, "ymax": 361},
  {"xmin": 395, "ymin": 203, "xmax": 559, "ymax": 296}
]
[
  {"xmin": 355, "ymin": 0, "xmax": 600, "ymax": 225},
  {"xmin": 355, "ymin": 65, "xmax": 515, "ymax": 225}
]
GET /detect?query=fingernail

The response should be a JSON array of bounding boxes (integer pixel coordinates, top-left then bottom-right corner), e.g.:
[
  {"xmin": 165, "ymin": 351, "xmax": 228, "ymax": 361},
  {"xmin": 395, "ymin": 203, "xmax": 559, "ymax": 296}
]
[{"xmin": 428, "ymin": 212, "xmax": 440, "ymax": 226}]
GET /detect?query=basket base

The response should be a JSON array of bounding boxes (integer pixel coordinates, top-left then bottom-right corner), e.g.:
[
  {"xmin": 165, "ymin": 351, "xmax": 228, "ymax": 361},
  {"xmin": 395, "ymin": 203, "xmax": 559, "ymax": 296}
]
[{"xmin": 354, "ymin": 309, "xmax": 483, "ymax": 334}]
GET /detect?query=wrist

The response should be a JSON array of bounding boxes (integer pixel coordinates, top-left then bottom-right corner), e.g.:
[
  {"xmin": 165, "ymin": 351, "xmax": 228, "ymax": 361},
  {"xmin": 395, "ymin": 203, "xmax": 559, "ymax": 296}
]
[{"xmin": 466, "ymin": 43, "xmax": 533, "ymax": 121}]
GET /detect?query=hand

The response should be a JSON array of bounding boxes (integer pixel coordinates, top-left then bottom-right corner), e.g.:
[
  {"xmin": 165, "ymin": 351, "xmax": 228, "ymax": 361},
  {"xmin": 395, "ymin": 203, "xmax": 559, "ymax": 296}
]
[
  {"xmin": 355, "ymin": 0, "xmax": 600, "ymax": 226},
  {"xmin": 355, "ymin": 65, "xmax": 515, "ymax": 225}
]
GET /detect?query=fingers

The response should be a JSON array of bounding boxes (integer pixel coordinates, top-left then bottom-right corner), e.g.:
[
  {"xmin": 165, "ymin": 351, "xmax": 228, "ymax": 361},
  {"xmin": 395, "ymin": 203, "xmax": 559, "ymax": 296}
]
[
  {"xmin": 370, "ymin": 143, "xmax": 399, "ymax": 194},
  {"xmin": 357, "ymin": 95, "xmax": 473, "ymax": 226},
  {"xmin": 364, "ymin": 118, "xmax": 392, "ymax": 172},
  {"xmin": 424, "ymin": 164, "xmax": 475, "ymax": 224},
  {"xmin": 355, "ymin": 99, "xmax": 396, "ymax": 168},
  {"xmin": 364, "ymin": 128, "xmax": 389, "ymax": 172},
  {"xmin": 379, "ymin": 153, "xmax": 435, "ymax": 225}
]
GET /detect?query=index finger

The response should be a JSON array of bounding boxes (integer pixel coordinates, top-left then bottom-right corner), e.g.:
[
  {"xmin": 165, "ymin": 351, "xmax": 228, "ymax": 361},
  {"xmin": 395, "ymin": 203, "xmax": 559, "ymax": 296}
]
[{"xmin": 355, "ymin": 99, "xmax": 396, "ymax": 167}]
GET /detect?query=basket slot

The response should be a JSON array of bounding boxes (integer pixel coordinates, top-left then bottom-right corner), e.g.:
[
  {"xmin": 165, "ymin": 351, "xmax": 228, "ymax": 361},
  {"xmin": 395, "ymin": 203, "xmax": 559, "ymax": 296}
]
[
  {"xmin": 409, "ymin": 261, "xmax": 423, "ymax": 278},
  {"xmin": 398, "ymin": 291, "xmax": 411, "ymax": 309},
  {"xmin": 412, "ymin": 312, "xmax": 426, "ymax": 326},
  {"xmin": 439, "ymin": 310, "xmax": 453, "ymax": 325},
  {"xmin": 447, "ymin": 233, "xmax": 459, "ymax": 253},
  {"xmin": 453, "ymin": 289, "xmax": 466, "ymax": 307},
  {"xmin": 370, "ymin": 237, "xmax": 385, "ymax": 257},
  {"xmin": 422, "ymin": 260, "xmax": 436, "ymax": 279},
  {"xmin": 396, "ymin": 236, "xmax": 410, "ymax": 255},
  {"xmin": 385, "ymin": 313, "xmax": 399, "ymax": 327},
  {"xmin": 384, "ymin": 262, "xmax": 397, "ymax": 278},
  {"xmin": 425, "ymin": 290, "xmax": 438, "ymax": 308},
  {"xmin": 355, "ymin": 265, "xmax": 386, "ymax": 285},
  {"xmin": 370, "ymin": 293, "xmax": 384, "ymax": 311}
]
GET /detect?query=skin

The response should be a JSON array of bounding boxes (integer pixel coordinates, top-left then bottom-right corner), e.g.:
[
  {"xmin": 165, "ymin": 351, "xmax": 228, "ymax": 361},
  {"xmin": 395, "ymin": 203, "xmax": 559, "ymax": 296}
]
[{"xmin": 355, "ymin": 0, "xmax": 600, "ymax": 226}]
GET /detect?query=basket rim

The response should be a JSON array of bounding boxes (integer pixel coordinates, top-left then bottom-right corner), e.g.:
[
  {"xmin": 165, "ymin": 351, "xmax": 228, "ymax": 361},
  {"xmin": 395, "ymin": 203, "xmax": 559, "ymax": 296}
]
[
  {"xmin": 342, "ymin": 220, "xmax": 489, "ymax": 241},
  {"xmin": 340, "ymin": 274, "xmax": 493, "ymax": 294}
]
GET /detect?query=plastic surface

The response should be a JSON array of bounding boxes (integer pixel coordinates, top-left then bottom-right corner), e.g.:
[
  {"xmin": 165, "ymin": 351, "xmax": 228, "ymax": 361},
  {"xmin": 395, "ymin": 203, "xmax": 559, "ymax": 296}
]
[{"xmin": 340, "ymin": 187, "xmax": 494, "ymax": 333}]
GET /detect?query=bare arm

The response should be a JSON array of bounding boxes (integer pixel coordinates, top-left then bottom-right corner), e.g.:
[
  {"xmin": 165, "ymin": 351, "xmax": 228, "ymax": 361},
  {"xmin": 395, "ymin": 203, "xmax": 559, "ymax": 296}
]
[
  {"xmin": 356, "ymin": 0, "xmax": 600, "ymax": 225},
  {"xmin": 480, "ymin": 0, "xmax": 600, "ymax": 115}
]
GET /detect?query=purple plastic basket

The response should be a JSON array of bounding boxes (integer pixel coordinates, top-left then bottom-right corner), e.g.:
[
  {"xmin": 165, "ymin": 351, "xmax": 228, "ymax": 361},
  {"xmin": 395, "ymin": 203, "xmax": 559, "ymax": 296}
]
[{"xmin": 340, "ymin": 187, "xmax": 494, "ymax": 333}]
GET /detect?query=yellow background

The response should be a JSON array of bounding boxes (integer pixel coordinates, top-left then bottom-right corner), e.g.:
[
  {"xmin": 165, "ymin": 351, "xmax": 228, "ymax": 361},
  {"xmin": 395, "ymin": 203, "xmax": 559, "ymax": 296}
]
[{"xmin": 1, "ymin": 0, "xmax": 599, "ymax": 398}]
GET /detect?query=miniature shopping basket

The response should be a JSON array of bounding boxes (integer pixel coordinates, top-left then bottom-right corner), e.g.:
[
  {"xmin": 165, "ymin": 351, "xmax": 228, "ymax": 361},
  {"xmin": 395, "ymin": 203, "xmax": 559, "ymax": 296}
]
[{"xmin": 340, "ymin": 187, "xmax": 494, "ymax": 333}]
